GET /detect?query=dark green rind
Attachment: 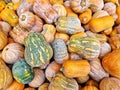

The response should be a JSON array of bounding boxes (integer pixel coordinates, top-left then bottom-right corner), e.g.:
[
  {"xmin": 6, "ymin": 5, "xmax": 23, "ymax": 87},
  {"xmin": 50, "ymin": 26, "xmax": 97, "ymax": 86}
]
[
  {"xmin": 12, "ymin": 59, "xmax": 34, "ymax": 84},
  {"xmin": 24, "ymin": 32, "xmax": 53, "ymax": 67}
]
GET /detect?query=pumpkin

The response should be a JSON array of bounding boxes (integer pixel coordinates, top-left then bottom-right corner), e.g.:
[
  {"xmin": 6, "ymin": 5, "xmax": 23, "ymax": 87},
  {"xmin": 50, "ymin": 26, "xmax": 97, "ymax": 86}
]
[
  {"xmin": 102, "ymin": 49, "xmax": 120, "ymax": 79},
  {"xmin": 70, "ymin": 53, "xmax": 82, "ymax": 60},
  {"xmin": 9, "ymin": 24, "xmax": 29, "ymax": 45},
  {"xmin": 89, "ymin": 16, "xmax": 114, "ymax": 33},
  {"xmin": 41, "ymin": 24, "xmax": 56, "ymax": 43},
  {"xmin": 0, "ymin": 1, "xmax": 6, "ymax": 12},
  {"xmin": 52, "ymin": 38, "xmax": 69, "ymax": 64},
  {"xmin": 12, "ymin": 59, "xmax": 34, "ymax": 84},
  {"xmin": 55, "ymin": 32, "xmax": 69, "ymax": 43},
  {"xmin": 61, "ymin": 60, "xmax": 90, "ymax": 78},
  {"xmin": 76, "ymin": 75, "xmax": 89, "ymax": 84},
  {"xmin": 0, "ymin": 58, "xmax": 13, "ymax": 90},
  {"xmin": 79, "ymin": 9, "xmax": 92, "ymax": 24},
  {"xmin": 89, "ymin": 0, "xmax": 104, "ymax": 12},
  {"xmin": 70, "ymin": 0, "xmax": 90, "ymax": 13},
  {"xmin": 24, "ymin": 32, "xmax": 53, "ymax": 68},
  {"xmin": 0, "ymin": 21, "xmax": 11, "ymax": 36},
  {"xmin": 2, "ymin": 43, "xmax": 24, "ymax": 64},
  {"xmin": 49, "ymin": 0, "xmax": 63, "ymax": 5},
  {"xmin": 55, "ymin": 16, "xmax": 84, "ymax": 35},
  {"xmin": 82, "ymin": 86, "xmax": 98, "ymax": 90},
  {"xmin": 116, "ymin": 6, "xmax": 120, "ymax": 24},
  {"xmin": 17, "ymin": 0, "xmax": 34, "ymax": 16},
  {"xmin": 89, "ymin": 59, "xmax": 109, "ymax": 82},
  {"xmin": 68, "ymin": 36, "xmax": 100, "ymax": 60},
  {"xmin": 48, "ymin": 72, "xmax": 79, "ymax": 90},
  {"xmin": 38, "ymin": 83, "xmax": 49, "ymax": 90},
  {"xmin": 86, "ymin": 80, "xmax": 98, "ymax": 88},
  {"xmin": 24, "ymin": 87, "xmax": 35, "ymax": 90},
  {"xmin": 99, "ymin": 77, "xmax": 120, "ymax": 90},
  {"xmin": 45, "ymin": 61, "xmax": 61, "ymax": 81},
  {"xmin": 6, "ymin": 80, "xmax": 25, "ymax": 90},
  {"xmin": 28, "ymin": 68, "xmax": 45, "ymax": 88},
  {"xmin": 33, "ymin": 0, "xmax": 58, "ymax": 24},
  {"xmin": 0, "ymin": 7, "xmax": 18, "ymax": 26},
  {"xmin": 0, "ymin": 31, "xmax": 8, "ymax": 50},
  {"xmin": 53, "ymin": 4, "xmax": 67, "ymax": 17},
  {"xmin": 19, "ymin": 11, "xmax": 43, "ymax": 32}
]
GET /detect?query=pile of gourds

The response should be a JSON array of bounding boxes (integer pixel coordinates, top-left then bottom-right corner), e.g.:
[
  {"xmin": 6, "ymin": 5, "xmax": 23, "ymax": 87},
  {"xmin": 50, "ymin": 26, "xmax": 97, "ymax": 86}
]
[{"xmin": 0, "ymin": 0, "xmax": 120, "ymax": 90}]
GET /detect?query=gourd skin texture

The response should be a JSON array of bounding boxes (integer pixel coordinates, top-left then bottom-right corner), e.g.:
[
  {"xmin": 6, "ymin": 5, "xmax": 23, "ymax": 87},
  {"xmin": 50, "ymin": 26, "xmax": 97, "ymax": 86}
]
[{"xmin": 24, "ymin": 32, "xmax": 53, "ymax": 68}]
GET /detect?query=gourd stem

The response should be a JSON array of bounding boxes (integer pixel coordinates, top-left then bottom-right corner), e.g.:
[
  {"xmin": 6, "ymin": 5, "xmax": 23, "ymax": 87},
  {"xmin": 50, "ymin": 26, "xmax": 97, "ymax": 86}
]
[{"xmin": 21, "ymin": 15, "xmax": 26, "ymax": 21}]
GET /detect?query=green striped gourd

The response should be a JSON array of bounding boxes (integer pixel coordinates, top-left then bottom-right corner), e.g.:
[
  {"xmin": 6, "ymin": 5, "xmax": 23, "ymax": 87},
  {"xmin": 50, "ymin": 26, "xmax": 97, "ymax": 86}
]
[
  {"xmin": 24, "ymin": 32, "xmax": 53, "ymax": 68},
  {"xmin": 55, "ymin": 16, "xmax": 84, "ymax": 34},
  {"xmin": 12, "ymin": 59, "xmax": 34, "ymax": 84},
  {"xmin": 48, "ymin": 72, "xmax": 79, "ymax": 90},
  {"xmin": 68, "ymin": 36, "xmax": 100, "ymax": 60},
  {"xmin": 52, "ymin": 38, "xmax": 69, "ymax": 64}
]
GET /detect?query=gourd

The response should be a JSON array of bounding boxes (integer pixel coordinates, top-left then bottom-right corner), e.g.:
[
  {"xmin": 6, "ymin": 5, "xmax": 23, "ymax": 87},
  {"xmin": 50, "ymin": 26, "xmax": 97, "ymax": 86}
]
[
  {"xmin": 102, "ymin": 49, "xmax": 120, "ymax": 79},
  {"xmin": 56, "ymin": 16, "xmax": 84, "ymax": 35},
  {"xmin": 0, "ymin": 31, "xmax": 8, "ymax": 50},
  {"xmin": 0, "ymin": 0, "xmax": 6, "ymax": 12},
  {"xmin": 52, "ymin": 38, "xmax": 69, "ymax": 64},
  {"xmin": 33, "ymin": 0, "xmax": 58, "ymax": 24},
  {"xmin": 0, "ymin": 58, "xmax": 13, "ymax": 90},
  {"xmin": 28, "ymin": 68, "xmax": 45, "ymax": 88},
  {"xmin": 41, "ymin": 24, "xmax": 56, "ymax": 43},
  {"xmin": 89, "ymin": 16, "xmax": 114, "ymax": 32},
  {"xmin": 45, "ymin": 61, "xmax": 61, "ymax": 81},
  {"xmin": 82, "ymin": 86, "xmax": 98, "ymax": 90},
  {"xmin": 10, "ymin": 24, "xmax": 29, "ymax": 45},
  {"xmin": 6, "ymin": 80, "xmax": 25, "ymax": 90},
  {"xmin": 12, "ymin": 59, "xmax": 34, "ymax": 84},
  {"xmin": 68, "ymin": 36, "xmax": 100, "ymax": 60},
  {"xmin": 86, "ymin": 80, "xmax": 98, "ymax": 88},
  {"xmin": 19, "ymin": 11, "xmax": 43, "ymax": 32},
  {"xmin": 2, "ymin": 43, "xmax": 24, "ymax": 64},
  {"xmin": 70, "ymin": 0, "xmax": 90, "ymax": 13},
  {"xmin": 48, "ymin": 72, "xmax": 79, "ymax": 90},
  {"xmin": 70, "ymin": 53, "xmax": 82, "ymax": 60},
  {"xmin": 38, "ymin": 83, "xmax": 49, "ymax": 90},
  {"xmin": 104, "ymin": 0, "xmax": 117, "ymax": 3},
  {"xmin": 49, "ymin": 0, "xmax": 63, "ymax": 5},
  {"xmin": 24, "ymin": 32, "xmax": 53, "ymax": 68},
  {"xmin": 24, "ymin": 87, "xmax": 35, "ymax": 90},
  {"xmin": 76, "ymin": 75, "xmax": 89, "ymax": 84},
  {"xmin": 116, "ymin": 6, "xmax": 120, "ymax": 24},
  {"xmin": 61, "ymin": 60, "xmax": 90, "ymax": 78}
]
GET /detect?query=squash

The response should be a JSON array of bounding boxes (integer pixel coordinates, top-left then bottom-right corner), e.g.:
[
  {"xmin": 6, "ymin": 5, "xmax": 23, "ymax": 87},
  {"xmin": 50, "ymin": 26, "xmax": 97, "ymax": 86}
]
[
  {"xmin": 52, "ymin": 38, "xmax": 69, "ymax": 64},
  {"xmin": 0, "ymin": 7, "xmax": 18, "ymax": 26},
  {"xmin": 70, "ymin": 53, "xmax": 82, "ymax": 60},
  {"xmin": 38, "ymin": 83, "xmax": 49, "ymax": 90},
  {"xmin": 41, "ymin": 24, "xmax": 56, "ymax": 43},
  {"xmin": 86, "ymin": 80, "xmax": 98, "ymax": 88},
  {"xmin": 99, "ymin": 77, "xmax": 120, "ymax": 90},
  {"xmin": 49, "ymin": 0, "xmax": 63, "ymax": 5},
  {"xmin": 0, "ymin": 1, "xmax": 6, "ymax": 12},
  {"xmin": 2, "ymin": 43, "xmax": 24, "ymax": 64},
  {"xmin": 24, "ymin": 87, "xmax": 35, "ymax": 90},
  {"xmin": 48, "ymin": 72, "xmax": 79, "ymax": 90},
  {"xmin": 45, "ymin": 61, "xmax": 61, "ymax": 81},
  {"xmin": 0, "ymin": 31, "xmax": 8, "ymax": 50},
  {"xmin": 28, "ymin": 68, "xmax": 45, "ymax": 88},
  {"xmin": 0, "ymin": 58, "xmax": 13, "ymax": 90},
  {"xmin": 10, "ymin": 24, "xmax": 29, "ymax": 45},
  {"xmin": 6, "ymin": 80, "xmax": 25, "ymax": 90},
  {"xmin": 89, "ymin": 59, "xmax": 109, "ymax": 82},
  {"xmin": 61, "ymin": 60, "xmax": 90, "ymax": 78},
  {"xmin": 55, "ymin": 32, "xmax": 69, "ymax": 43},
  {"xmin": 82, "ymin": 86, "xmax": 98, "ymax": 90},
  {"xmin": 116, "ymin": 6, "xmax": 120, "ymax": 24},
  {"xmin": 33, "ymin": 0, "xmax": 58, "ymax": 23},
  {"xmin": 19, "ymin": 11, "xmax": 43, "ymax": 32},
  {"xmin": 79, "ymin": 9, "xmax": 92, "ymax": 24},
  {"xmin": 102, "ymin": 49, "xmax": 120, "ymax": 79},
  {"xmin": 89, "ymin": 16, "xmax": 114, "ymax": 32},
  {"xmin": 24, "ymin": 32, "xmax": 53, "ymax": 68},
  {"xmin": 68, "ymin": 36, "xmax": 100, "ymax": 60},
  {"xmin": 55, "ymin": 16, "xmax": 84, "ymax": 35},
  {"xmin": 76, "ymin": 75, "xmax": 89, "ymax": 84},
  {"xmin": 12, "ymin": 59, "xmax": 34, "ymax": 84},
  {"xmin": 70, "ymin": 0, "xmax": 90, "ymax": 13}
]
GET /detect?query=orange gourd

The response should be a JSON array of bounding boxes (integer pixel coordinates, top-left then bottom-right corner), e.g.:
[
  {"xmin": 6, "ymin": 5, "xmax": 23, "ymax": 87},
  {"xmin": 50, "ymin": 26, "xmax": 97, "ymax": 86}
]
[{"xmin": 116, "ymin": 6, "xmax": 120, "ymax": 24}]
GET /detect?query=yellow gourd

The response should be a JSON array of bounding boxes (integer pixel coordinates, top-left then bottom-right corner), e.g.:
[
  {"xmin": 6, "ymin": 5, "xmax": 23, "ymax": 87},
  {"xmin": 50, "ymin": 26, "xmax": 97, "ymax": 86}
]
[
  {"xmin": 0, "ymin": 1, "xmax": 6, "ymax": 12},
  {"xmin": 13, "ymin": 0, "xmax": 22, "ymax": 10},
  {"xmin": 116, "ymin": 6, "xmax": 120, "ymax": 24},
  {"xmin": 49, "ymin": 0, "xmax": 63, "ymax": 5},
  {"xmin": 110, "ymin": 28, "xmax": 118, "ymax": 36},
  {"xmin": 104, "ymin": 0, "xmax": 117, "ymax": 3}
]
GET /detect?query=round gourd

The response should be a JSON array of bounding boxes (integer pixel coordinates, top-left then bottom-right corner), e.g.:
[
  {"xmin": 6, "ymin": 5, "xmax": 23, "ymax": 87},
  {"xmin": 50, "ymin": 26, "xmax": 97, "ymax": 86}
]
[
  {"xmin": 0, "ymin": 31, "xmax": 8, "ymax": 50},
  {"xmin": 76, "ymin": 75, "xmax": 89, "ymax": 84},
  {"xmin": 0, "ymin": 58, "xmax": 13, "ymax": 90},
  {"xmin": 68, "ymin": 36, "xmax": 100, "ymax": 60},
  {"xmin": 48, "ymin": 72, "xmax": 79, "ymax": 90},
  {"xmin": 24, "ymin": 32, "xmax": 53, "ymax": 68},
  {"xmin": 86, "ymin": 80, "xmax": 98, "ymax": 88},
  {"xmin": 12, "ymin": 59, "xmax": 34, "ymax": 84},
  {"xmin": 2, "ymin": 43, "xmax": 24, "ymax": 64}
]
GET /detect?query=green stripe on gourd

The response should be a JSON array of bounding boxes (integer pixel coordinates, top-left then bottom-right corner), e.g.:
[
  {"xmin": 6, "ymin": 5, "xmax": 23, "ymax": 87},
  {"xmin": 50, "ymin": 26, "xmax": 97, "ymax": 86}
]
[
  {"xmin": 12, "ymin": 59, "xmax": 34, "ymax": 84},
  {"xmin": 24, "ymin": 32, "xmax": 53, "ymax": 68},
  {"xmin": 68, "ymin": 36, "xmax": 100, "ymax": 60}
]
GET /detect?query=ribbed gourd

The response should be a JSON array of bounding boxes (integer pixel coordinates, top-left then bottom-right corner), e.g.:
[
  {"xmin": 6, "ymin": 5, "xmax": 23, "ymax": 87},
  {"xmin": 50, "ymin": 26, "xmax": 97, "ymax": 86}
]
[
  {"xmin": 24, "ymin": 32, "xmax": 53, "ymax": 68},
  {"xmin": 68, "ymin": 36, "xmax": 100, "ymax": 60}
]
